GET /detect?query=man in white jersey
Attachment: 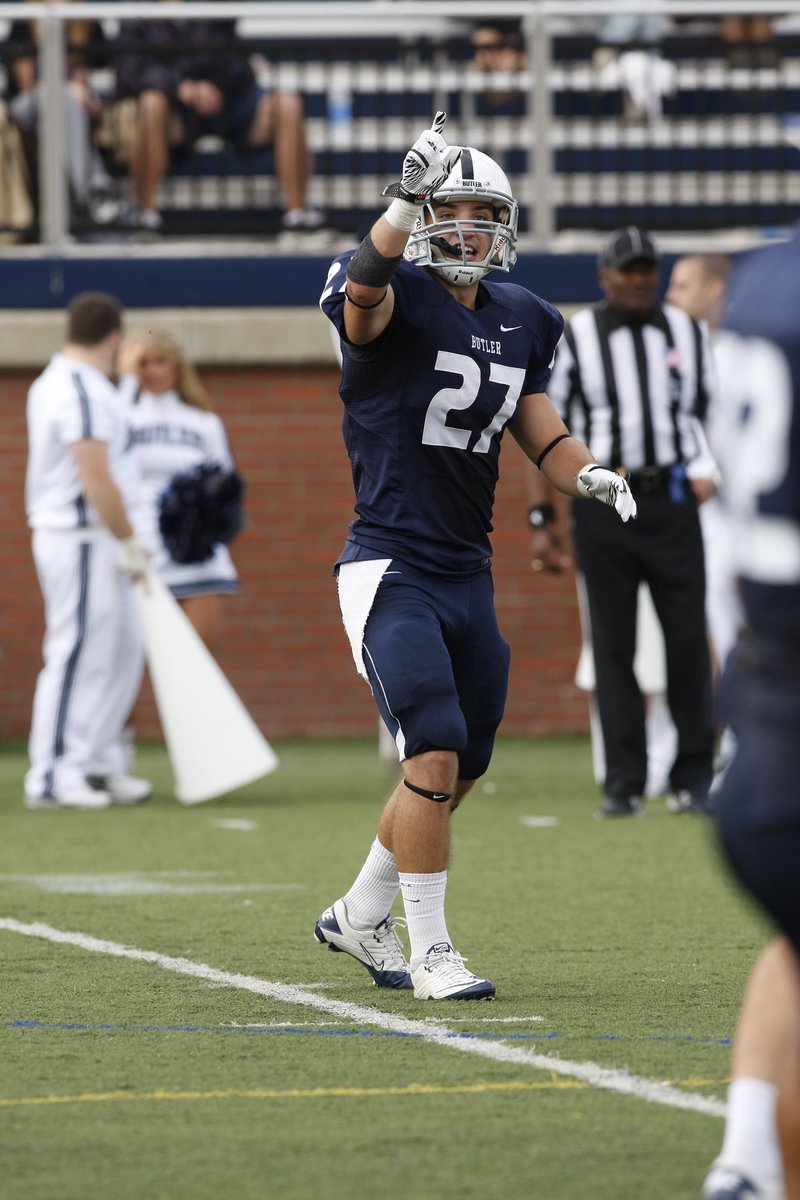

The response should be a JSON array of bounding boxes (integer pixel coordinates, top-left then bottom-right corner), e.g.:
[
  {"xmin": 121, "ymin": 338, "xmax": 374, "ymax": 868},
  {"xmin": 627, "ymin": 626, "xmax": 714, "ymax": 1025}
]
[{"xmin": 25, "ymin": 292, "xmax": 152, "ymax": 810}]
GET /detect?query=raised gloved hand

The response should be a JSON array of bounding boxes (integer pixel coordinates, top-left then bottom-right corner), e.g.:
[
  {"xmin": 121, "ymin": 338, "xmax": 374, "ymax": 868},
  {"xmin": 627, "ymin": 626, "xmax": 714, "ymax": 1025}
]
[
  {"xmin": 381, "ymin": 112, "xmax": 462, "ymax": 227},
  {"xmin": 118, "ymin": 534, "xmax": 149, "ymax": 577},
  {"xmin": 576, "ymin": 465, "xmax": 638, "ymax": 523}
]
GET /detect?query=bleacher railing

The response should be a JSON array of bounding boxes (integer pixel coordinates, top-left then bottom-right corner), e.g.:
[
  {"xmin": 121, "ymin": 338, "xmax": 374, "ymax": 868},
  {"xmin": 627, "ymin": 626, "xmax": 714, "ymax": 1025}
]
[{"xmin": 2, "ymin": 1, "xmax": 799, "ymax": 253}]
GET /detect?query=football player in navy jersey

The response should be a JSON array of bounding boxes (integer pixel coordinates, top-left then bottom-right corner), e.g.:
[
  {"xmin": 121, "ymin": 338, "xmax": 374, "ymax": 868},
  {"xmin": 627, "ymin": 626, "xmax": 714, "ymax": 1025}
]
[
  {"xmin": 316, "ymin": 112, "xmax": 636, "ymax": 1001},
  {"xmin": 702, "ymin": 231, "xmax": 800, "ymax": 1200}
]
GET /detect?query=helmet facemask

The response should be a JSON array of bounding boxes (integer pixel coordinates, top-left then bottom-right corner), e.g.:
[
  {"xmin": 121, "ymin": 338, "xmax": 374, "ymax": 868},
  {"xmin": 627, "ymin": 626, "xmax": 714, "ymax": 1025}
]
[{"xmin": 402, "ymin": 148, "xmax": 519, "ymax": 287}]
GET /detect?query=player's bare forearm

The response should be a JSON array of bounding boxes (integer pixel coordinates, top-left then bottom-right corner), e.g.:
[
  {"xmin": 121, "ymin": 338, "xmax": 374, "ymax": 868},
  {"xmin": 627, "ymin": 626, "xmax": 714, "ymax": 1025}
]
[
  {"xmin": 372, "ymin": 215, "xmax": 415, "ymax": 260},
  {"xmin": 511, "ymin": 392, "xmax": 595, "ymax": 497},
  {"xmin": 343, "ymin": 216, "xmax": 412, "ymax": 334},
  {"xmin": 342, "ymin": 215, "xmax": 403, "ymax": 344},
  {"xmin": 82, "ymin": 475, "xmax": 135, "ymax": 541},
  {"xmin": 71, "ymin": 440, "xmax": 134, "ymax": 541}
]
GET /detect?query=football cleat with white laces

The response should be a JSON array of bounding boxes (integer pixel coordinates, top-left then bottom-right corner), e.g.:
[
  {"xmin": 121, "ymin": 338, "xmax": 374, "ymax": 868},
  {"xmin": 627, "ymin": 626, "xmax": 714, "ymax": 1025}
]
[
  {"xmin": 314, "ymin": 898, "xmax": 412, "ymax": 989},
  {"xmin": 702, "ymin": 1159, "xmax": 784, "ymax": 1200},
  {"xmin": 411, "ymin": 943, "xmax": 496, "ymax": 1000}
]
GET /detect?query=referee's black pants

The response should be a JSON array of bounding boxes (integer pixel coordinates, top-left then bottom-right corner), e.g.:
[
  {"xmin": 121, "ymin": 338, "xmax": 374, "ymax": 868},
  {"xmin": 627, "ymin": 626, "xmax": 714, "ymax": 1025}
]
[{"xmin": 571, "ymin": 487, "xmax": 715, "ymax": 802}]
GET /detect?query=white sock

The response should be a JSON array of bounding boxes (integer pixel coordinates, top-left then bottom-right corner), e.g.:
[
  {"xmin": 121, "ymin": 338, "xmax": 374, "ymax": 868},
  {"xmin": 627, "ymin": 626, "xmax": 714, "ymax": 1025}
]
[
  {"xmin": 343, "ymin": 838, "xmax": 399, "ymax": 928},
  {"xmin": 399, "ymin": 871, "xmax": 451, "ymax": 964},
  {"xmin": 719, "ymin": 1078, "xmax": 782, "ymax": 1180}
]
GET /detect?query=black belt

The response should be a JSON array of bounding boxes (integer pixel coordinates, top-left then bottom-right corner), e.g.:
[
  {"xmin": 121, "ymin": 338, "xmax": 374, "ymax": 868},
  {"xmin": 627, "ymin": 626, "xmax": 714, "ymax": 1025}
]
[{"xmin": 624, "ymin": 465, "xmax": 679, "ymax": 494}]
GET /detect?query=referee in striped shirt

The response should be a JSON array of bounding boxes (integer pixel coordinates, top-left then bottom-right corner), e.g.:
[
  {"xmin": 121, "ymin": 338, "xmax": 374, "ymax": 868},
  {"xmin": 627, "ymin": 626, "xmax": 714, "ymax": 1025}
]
[{"xmin": 529, "ymin": 226, "xmax": 717, "ymax": 817}]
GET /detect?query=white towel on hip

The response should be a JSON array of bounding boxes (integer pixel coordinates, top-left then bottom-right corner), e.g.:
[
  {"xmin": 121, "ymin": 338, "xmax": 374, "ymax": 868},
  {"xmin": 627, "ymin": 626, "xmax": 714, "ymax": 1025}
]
[{"xmin": 337, "ymin": 558, "xmax": 393, "ymax": 679}]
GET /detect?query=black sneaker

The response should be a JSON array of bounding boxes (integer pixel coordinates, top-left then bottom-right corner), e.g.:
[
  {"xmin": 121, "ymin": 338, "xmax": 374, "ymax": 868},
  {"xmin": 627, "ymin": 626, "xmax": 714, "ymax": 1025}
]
[
  {"xmin": 666, "ymin": 790, "xmax": 713, "ymax": 815},
  {"xmin": 597, "ymin": 795, "xmax": 643, "ymax": 818}
]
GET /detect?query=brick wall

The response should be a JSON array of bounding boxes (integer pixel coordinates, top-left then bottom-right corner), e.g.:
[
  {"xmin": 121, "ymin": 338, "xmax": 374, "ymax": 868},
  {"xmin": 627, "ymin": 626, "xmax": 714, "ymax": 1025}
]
[{"xmin": 0, "ymin": 365, "xmax": 588, "ymax": 740}]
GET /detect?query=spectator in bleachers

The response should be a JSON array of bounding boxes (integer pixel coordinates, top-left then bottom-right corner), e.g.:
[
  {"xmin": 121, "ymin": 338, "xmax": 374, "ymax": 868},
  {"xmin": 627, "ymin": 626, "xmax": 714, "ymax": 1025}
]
[
  {"xmin": 462, "ymin": 20, "xmax": 526, "ymax": 181},
  {"xmin": 0, "ymin": 99, "xmax": 34, "ymax": 239},
  {"xmin": 590, "ymin": 6, "xmax": 677, "ymax": 122},
  {"xmin": 114, "ymin": 11, "xmax": 322, "ymax": 234},
  {"xmin": 468, "ymin": 19, "xmax": 526, "ymax": 117},
  {"xmin": 3, "ymin": 7, "xmax": 120, "ymax": 225}
]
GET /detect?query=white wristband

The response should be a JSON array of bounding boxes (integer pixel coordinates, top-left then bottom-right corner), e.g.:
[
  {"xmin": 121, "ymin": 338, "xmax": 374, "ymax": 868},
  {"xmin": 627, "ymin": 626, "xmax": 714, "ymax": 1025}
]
[{"xmin": 383, "ymin": 197, "xmax": 422, "ymax": 231}]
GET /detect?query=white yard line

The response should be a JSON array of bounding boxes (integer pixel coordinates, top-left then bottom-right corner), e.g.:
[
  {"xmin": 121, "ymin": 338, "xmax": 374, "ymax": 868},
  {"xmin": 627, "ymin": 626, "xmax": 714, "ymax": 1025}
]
[{"xmin": 0, "ymin": 917, "xmax": 725, "ymax": 1118}]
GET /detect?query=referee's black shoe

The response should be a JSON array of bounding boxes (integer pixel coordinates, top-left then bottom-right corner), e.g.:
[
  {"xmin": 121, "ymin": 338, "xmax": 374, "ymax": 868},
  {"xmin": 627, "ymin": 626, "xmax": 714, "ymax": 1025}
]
[{"xmin": 596, "ymin": 794, "xmax": 644, "ymax": 818}]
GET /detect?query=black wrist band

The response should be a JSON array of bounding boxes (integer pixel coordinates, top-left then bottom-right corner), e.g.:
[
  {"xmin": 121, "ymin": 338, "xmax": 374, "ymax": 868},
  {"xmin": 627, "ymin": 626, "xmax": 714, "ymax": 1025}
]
[
  {"xmin": 346, "ymin": 231, "xmax": 403, "ymax": 288},
  {"xmin": 344, "ymin": 286, "xmax": 388, "ymax": 310},
  {"xmin": 528, "ymin": 504, "xmax": 555, "ymax": 529}
]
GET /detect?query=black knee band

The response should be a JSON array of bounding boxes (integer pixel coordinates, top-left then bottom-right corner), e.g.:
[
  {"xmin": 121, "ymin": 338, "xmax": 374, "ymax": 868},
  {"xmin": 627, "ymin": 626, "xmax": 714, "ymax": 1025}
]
[
  {"xmin": 346, "ymin": 232, "xmax": 403, "ymax": 288},
  {"xmin": 404, "ymin": 780, "xmax": 452, "ymax": 803}
]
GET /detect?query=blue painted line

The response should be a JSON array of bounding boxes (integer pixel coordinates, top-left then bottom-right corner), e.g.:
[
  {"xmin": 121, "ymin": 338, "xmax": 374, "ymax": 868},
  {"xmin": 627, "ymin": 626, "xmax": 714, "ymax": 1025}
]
[
  {"xmin": 8, "ymin": 1019, "xmax": 536, "ymax": 1041},
  {"xmin": 6, "ymin": 1020, "xmax": 730, "ymax": 1045}
]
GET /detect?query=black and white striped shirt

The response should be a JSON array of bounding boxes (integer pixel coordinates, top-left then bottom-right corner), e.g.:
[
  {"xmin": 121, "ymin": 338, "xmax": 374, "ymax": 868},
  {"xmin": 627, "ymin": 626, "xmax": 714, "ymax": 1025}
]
[{"xmin": 547, "ymin": 303, "xmax": 717, "ymax": 473}]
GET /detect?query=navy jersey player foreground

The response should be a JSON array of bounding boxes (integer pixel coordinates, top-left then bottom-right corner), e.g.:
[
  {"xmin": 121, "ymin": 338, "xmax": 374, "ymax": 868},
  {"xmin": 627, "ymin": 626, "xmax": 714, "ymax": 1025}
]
[
  {"xmin": 316, "ymin": 113, "xmax": 636, "ymax": 1001},
  {"xmin": 702, "ymin": 231, "xmax": 800, "ymax": 1200}
]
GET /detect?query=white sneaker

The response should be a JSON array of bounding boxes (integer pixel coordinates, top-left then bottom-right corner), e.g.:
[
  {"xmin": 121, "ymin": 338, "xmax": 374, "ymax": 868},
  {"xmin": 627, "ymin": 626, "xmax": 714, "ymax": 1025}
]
[
  {"xmin": 88, "ymin": 775, "xmax": 152, "ymax": 805},
  {"xmin": 703, "ymin": 1158, "xmax": 785, "ymax": 1200},
  {"xmin": 25, "ymin": 785, "xmax": 111, "ymax": 811},
  {"xmin": 314, "ymin": 897, "xmax": 412, "ymax": 989},
  {"xmin": 411, "ymin": 943, "xmax": 496, "ymax": 1001},
  {"xmin": 282, "ymin": 206, "xmax": 325, "ymax": 230},
  {"xmin": 138, "ymin": 208, "xmax": 163, "ymax": 232}
]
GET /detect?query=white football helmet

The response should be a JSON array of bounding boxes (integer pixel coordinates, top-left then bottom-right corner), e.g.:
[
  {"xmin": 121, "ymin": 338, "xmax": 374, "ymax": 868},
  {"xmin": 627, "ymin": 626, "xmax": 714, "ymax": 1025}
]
[{"xmin": 403, "ymin": 148, "xmax": 518, "ymax": 287}]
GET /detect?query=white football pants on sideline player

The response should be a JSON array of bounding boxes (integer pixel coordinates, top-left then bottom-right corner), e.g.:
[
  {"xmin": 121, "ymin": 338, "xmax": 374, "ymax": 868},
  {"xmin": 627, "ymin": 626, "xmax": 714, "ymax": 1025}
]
[
  {"xmin": 26, "ymin": 529, "xmax": 145, "ymax": 797},
  {"xmin": 700, "ymin": 494, "xmax": 745, "ymax": 777},
  {"xmin": 700, "ymin": 495, "xmax": 744, "ymax": 675}
]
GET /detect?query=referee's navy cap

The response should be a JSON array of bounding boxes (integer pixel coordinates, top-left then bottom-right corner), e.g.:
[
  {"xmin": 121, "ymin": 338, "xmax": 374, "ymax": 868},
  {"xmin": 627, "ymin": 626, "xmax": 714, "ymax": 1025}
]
[{"xmin": 600, "ymin": 226, "xmax": 660, "ymax": 269}]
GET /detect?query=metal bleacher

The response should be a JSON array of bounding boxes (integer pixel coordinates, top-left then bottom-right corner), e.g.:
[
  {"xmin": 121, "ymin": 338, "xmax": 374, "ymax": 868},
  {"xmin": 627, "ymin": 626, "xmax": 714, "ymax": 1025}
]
[{"xmin": 2, "ymin": 2, "xmax": 800, "ymax": 274}]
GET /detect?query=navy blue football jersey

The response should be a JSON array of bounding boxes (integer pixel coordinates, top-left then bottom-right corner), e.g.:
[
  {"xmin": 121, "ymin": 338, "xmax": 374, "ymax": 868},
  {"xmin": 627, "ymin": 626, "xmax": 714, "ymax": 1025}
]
[
  {"xmin": 714, "ymin": 232, "xmax": 800, "ymax": 645},
  {"xmin": 320, "ymin": 256, "xmax": 564, "ymax": 575}
]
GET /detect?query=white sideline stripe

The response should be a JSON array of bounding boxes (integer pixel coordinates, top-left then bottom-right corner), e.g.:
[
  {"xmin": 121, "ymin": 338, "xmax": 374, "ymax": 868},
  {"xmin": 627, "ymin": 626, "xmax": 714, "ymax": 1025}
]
[{"xmin": 0, "ymin": 918, "xmax": 725, "ymax": 1119}]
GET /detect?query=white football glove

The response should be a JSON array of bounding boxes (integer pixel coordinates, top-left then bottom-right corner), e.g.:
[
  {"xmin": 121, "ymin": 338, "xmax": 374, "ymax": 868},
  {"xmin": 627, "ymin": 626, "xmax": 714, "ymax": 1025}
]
[
  {"xmin": 576, "ymin": 465, "xmax": 638, "ymax": 523},
  {"xmin": 382, "ymin": 111, "xmax": 462, "ymax": 205}
]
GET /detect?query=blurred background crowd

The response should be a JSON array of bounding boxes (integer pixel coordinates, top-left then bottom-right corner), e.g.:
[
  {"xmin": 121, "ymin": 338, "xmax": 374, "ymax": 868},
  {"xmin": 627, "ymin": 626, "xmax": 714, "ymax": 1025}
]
[{"xmin": 0, "ymin": 2, "xmax": 797, "ymax": 247}]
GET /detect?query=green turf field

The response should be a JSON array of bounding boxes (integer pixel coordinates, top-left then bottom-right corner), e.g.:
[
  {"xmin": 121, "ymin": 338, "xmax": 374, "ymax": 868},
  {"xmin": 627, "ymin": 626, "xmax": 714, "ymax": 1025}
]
[{"xmin": 0, "ymin": 736, "xmax": 769, "ymax": 1200}]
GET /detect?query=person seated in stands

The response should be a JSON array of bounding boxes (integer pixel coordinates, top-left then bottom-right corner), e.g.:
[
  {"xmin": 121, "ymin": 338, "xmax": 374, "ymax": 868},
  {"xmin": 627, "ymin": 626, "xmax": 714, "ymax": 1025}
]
[
  {"xmin": 113, "ymin": 10, "xmax": 322, "ymax": 233},
  {"xmin": 3, "ymin": 7, "xmax": 119, "ymax": 225},
  {"xmin": 590, "ymin": 7, "xmax": 677, "ymax": 123},
  {"xmin": 468, "ymin": 19, "xmax": 526, "ymax": 117}
]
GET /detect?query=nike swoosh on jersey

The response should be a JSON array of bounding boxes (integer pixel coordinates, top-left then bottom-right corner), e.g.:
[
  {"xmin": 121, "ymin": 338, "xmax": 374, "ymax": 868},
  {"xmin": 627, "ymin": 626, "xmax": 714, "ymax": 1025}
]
[{"xmin": 500, "ymin": 324, "xmax": 522, "ymax": 332}]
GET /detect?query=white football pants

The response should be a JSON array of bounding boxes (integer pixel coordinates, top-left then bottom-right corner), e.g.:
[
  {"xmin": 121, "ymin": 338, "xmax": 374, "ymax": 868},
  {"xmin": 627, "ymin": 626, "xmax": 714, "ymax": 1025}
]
[
  {"xmin": 26, "ymin": 529, "xmax": 145, "ymax": 797},
  {"xmin": 700, "ymin": 495, "xmax": 744, "ymax": 672}
]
